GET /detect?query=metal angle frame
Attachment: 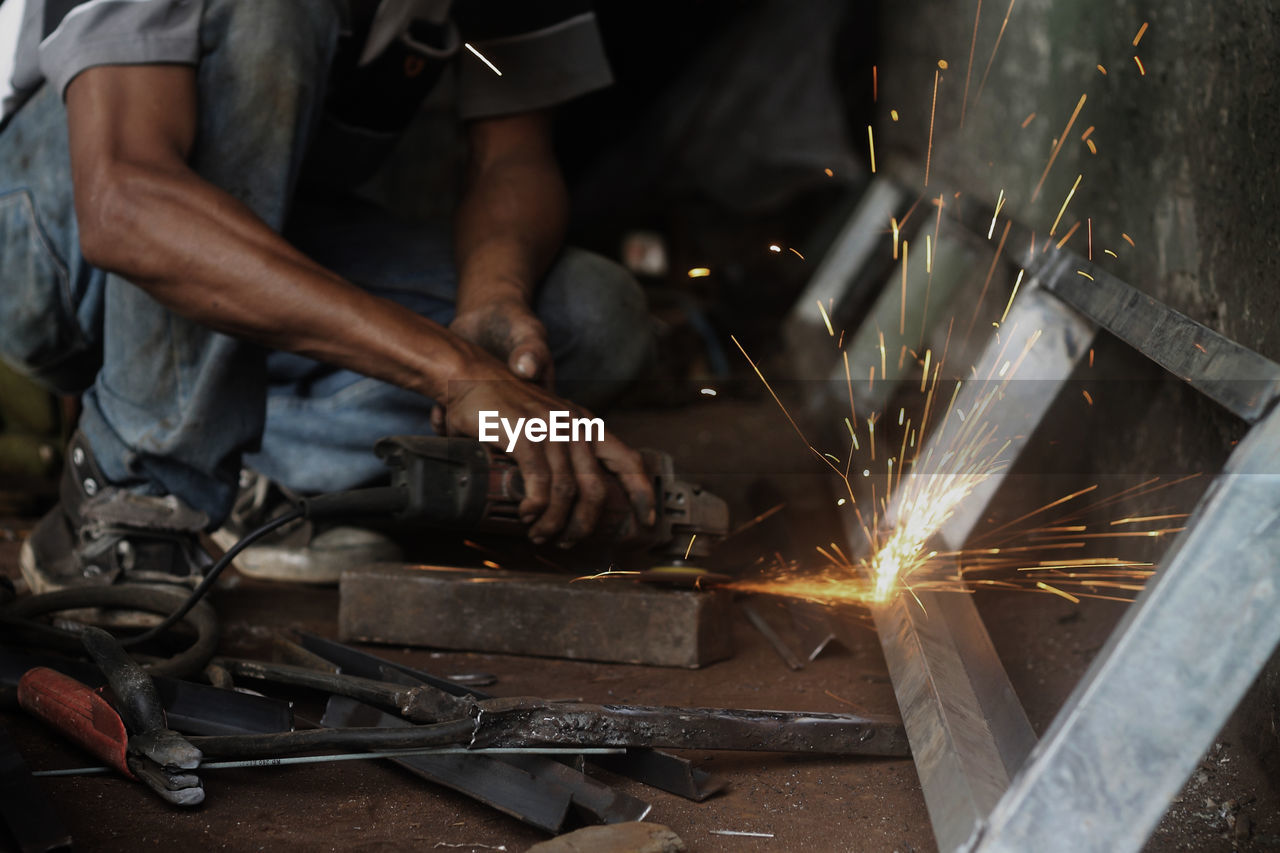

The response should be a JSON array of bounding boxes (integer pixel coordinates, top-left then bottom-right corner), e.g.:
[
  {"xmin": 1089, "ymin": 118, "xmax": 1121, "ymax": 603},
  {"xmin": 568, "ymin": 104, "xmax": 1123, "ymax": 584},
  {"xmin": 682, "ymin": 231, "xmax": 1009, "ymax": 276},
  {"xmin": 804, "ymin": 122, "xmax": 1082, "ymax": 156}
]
[
  {"xmin": 971, "ymin": 402, "xmax": 1280, "ymax": 853},
  {"xmin": 846, "ymin": 279, "xmax": 1094, "ymax": 853},
  {"xmin": 803, "ymin": 177, "xmax": 1280, "ymax": 853}
]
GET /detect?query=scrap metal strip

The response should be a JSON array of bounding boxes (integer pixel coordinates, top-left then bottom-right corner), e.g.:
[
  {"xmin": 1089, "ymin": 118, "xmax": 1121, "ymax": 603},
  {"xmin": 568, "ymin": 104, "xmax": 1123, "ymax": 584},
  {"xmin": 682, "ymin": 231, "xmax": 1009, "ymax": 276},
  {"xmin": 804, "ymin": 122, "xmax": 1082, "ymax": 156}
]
[{"xmin": 295, "ymin": 631, "xmax": 723, "ymax": 801}]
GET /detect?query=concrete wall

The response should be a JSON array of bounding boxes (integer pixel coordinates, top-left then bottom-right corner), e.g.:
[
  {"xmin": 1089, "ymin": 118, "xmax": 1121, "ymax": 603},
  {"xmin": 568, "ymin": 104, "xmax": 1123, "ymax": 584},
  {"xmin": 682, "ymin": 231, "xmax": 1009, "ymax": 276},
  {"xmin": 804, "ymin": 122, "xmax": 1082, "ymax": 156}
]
[{"xmin": 874, "ymin": 0, "xmax": 1280, "ymax": 359}]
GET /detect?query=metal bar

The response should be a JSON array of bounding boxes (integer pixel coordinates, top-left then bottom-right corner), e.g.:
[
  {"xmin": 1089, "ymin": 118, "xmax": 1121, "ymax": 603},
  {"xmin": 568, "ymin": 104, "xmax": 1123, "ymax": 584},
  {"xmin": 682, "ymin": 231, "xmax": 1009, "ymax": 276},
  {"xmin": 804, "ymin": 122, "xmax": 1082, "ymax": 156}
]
[
  {"xmin": 937, "ymin": 281, "xmax": 1096, "ymax": 548},
  {"xmin": 469, "ymin": 697, "xmax": 910, "ymax": 755},
  {"xmin": 294, "ymin": 632, "xmax": 724, "ymax": 801},
  {"xmin": 872, "ymin": 586, "xmax": 1036, "ymax": 853},
  {"xmin": 970, "ymin": 405, "xmax": 1280, "ymax": 852},
  {"xmin": 844, "ymin": 280, "xmax": 1090, "ymax": 852},
  {"xmin": 338, "ymin": 564, "xmax": 733, "ymax": 669}
]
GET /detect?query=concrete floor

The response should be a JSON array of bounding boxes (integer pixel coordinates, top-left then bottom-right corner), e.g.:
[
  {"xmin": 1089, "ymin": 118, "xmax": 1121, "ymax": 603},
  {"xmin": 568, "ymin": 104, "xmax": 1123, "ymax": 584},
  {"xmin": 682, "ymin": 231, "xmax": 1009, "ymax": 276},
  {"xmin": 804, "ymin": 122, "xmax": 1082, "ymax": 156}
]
[{"xmin": 1, "ymin": 398, "xmax": 1277, "ymax": 851}]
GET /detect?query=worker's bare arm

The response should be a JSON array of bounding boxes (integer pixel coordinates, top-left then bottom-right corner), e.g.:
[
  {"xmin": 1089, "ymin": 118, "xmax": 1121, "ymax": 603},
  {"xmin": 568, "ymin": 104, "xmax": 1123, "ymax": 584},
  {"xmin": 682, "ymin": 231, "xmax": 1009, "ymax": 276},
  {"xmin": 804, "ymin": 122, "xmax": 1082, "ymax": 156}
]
[
  {"xmin": 64, "ymin": 64, "xmax": 653, "ymax": 539},
  {"xmin": 451, "ymin": 112, "xmax": 567, "ymax": 387},
  {"xmin": 65, "ymin": 63, "xmax": 475, "ymax": 402}
]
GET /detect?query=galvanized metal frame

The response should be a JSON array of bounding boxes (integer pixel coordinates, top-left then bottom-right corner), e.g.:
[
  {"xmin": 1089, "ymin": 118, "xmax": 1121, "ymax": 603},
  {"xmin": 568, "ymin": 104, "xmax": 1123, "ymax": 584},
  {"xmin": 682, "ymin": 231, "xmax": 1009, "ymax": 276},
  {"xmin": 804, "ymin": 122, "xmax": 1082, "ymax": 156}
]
[{"xmin": 787, "ymin": 177, "xmax": 1280, "ymax": 853}]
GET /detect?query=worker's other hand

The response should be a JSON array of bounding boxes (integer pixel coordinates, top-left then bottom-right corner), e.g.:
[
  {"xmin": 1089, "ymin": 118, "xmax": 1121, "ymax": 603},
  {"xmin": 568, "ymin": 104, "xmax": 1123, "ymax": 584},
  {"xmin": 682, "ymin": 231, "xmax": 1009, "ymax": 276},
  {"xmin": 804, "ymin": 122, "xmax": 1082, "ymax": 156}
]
[
  {"xmin": 439, "ymin": 360, "xmax": 656, "ymax": 548},
  {"xmin": 449, "ymin": 300, "xmax": 554, "ymax": 390}
]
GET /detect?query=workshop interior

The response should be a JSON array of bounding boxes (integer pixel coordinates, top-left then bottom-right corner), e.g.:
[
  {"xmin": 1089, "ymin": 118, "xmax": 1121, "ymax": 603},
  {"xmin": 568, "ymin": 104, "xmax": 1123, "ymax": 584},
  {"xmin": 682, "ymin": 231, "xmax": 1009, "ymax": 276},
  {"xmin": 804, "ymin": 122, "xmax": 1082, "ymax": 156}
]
[{"xmin": 2, "ymin": 1, "xmax": 1279, "ymax": 851}]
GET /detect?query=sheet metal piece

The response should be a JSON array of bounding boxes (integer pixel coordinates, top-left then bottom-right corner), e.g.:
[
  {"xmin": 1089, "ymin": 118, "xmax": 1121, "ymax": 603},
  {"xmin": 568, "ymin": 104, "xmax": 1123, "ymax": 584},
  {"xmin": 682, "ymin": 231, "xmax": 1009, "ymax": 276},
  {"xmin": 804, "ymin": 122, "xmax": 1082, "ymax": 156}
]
[
  {"xmin": 971, "ymin": 406, "xmax": 1280, "ymax": 853},
  {"xmin": 322, "ymin": 696, "xmax": 575, "ymax": 834},
  {"xmin": 740, "ymin": 602, "xmax": 804, "ymax": 670},
  {"xmin": 0, "ymin": 723, "xmax": 72, "ymax": 853},
  {"xmin": 295, "ymin": 632, "xmax": 724, "ymax": 801},
  {"xmin": 339, "ymin": 564, "xmax": 733, "ymax": 668}
]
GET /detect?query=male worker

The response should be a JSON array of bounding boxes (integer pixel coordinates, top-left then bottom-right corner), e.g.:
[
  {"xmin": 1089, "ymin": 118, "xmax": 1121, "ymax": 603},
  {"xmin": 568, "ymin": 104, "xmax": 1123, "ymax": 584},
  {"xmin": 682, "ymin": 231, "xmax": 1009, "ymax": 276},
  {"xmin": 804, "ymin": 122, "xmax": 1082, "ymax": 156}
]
[{"xmin": 0, "ymin": 0, "xmax": 657, "ymax": 591}]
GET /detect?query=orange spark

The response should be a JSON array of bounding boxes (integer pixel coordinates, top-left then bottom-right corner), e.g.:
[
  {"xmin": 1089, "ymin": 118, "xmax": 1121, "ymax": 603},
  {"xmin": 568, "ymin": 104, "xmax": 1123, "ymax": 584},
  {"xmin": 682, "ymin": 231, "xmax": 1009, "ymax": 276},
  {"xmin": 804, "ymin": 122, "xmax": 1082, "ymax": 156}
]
[
  {"xmin": 1097, "ymin": 64, "xmax": 1108, "ymax": 75},
  {"xmin": 873, "ymin": 64, "xmax": 878, "ymax": 101},
  {"xmin": 960, "ymin": 0, "xmax": 983, "ymax": 127},
  {"xmin": 824, "ymin": 167, "xmax": 834, "ymax": 177},
  {"xmin": 1089, "ymin": 347, "xmax": 1094, "ymax": 367},
  {"xmin": 1021, "ymin": 111, "xmax": 1037, "ymax": 128},
  {"xmin": 968, "ymin": 220, "xmax": 1011, "ymax": 337},
  {"xmin": 1036, "ymin": 581, "xmax": 1081, "ymax": 603},
  {"xmin": 999, "ymin": 268, "xmax": 1025, "ymax": 325},
  {"xmin": 817, "ymin": 300, "xmax": 835, "ymax": 336},
  {"xmin": 1121, "ymin": 232, "xmax": 1135, "ymax": 246},
  {"xmin": 1086, "ymin": 139, "xmax": 1097, "ymax": 155},
  {"xmin": 1055, "ymin": 220, "xmax": 1081, "ymax": 250},
  {"xmin": 1082, "ymin": 390, "xmax": 1094, "ymax": 405},
  {"xmin": 1049, "ymin": 174, "xmax": 1083, "ymax": 235},
  {"xmin": 926, "ymin": 69, "xmax": 940, "ymax": 186},
  {"xmin": 1133, "ymin": 21, "xmax": 1149, "ymax": 46},
  {"xmin": 790, "ymin": 247, "xmax": 806, "ymax": 260},
  {"xmin": 989, "ymin": 188, "xmax": 1007, "ymax": 239},
  {"xmin": 1081, "ymin": 125, "xmax": 1095, "ymax": 141},
  {"xmin": 976, "ymin": 0, "xmax": 1018, "ymax": 104},
  {"xmin": 901, "ymin": 240, "xmax": 909, "ymax": 335},
  {"xmin": 1032, "ymin": 94, "xmax": 1087, "ymax": 201}
]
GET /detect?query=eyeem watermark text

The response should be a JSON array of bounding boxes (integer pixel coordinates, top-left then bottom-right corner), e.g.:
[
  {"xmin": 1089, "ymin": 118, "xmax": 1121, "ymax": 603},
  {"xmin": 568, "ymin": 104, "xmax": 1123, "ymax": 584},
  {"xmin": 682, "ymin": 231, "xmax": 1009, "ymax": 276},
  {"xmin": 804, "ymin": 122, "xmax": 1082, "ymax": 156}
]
[{"xmin": 478, "ymin": 411, "xmax": 605, "ymax": 452}]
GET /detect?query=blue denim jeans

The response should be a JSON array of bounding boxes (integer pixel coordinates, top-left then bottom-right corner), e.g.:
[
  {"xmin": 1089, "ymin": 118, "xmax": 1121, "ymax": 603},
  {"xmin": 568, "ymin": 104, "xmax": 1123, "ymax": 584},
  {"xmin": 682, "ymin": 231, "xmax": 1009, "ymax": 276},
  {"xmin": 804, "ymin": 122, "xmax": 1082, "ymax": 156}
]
[{"xmin": 0, "ymin": 0, "xmax": 652, "ymax": 524}]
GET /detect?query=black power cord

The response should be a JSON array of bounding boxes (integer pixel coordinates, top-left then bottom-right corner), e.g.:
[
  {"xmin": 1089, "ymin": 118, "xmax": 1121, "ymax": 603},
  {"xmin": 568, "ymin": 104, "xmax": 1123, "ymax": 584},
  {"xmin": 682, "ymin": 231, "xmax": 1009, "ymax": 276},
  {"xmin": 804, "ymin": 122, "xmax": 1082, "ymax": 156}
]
[
  {"xmin": 118, "ymin": 508, "xmax": 304, "ymax": 648},
  {"xmin": 120, "ymin": 485, "xmax": 410, "ymax": 648}
]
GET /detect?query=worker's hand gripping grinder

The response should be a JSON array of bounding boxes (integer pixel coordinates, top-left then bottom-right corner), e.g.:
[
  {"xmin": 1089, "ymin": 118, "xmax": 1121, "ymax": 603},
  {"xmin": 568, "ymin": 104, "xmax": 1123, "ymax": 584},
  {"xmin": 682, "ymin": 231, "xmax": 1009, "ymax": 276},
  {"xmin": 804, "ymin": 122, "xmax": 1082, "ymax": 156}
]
[{"xmin": 368, "ymin": 436, "xmax": 729, "ymax": 560}]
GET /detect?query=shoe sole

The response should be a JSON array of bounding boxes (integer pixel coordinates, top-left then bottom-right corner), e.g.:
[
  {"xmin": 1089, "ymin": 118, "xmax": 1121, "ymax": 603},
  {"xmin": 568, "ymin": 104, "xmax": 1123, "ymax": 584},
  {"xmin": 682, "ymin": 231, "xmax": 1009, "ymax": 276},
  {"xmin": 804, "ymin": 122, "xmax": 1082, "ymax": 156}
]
[
  {"xmin": 208, "ymin": 528, "xmax": 401, "ymax": 585},
  {"xmin": 18, "ymin": 536, "xmax": 55, "ymax": 595}
]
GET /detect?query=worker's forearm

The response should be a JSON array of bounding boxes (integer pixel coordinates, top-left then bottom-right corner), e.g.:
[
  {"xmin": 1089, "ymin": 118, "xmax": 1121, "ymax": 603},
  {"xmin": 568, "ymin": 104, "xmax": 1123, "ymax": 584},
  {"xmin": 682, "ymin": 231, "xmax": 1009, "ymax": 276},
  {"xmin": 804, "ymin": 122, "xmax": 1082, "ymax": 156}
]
[
  {"xmin": 82, "ymin": 163, "xmax": 473, "ymax": 401},
  {"xmin": 453, "ymin": 150, "xmax": 569, "ymax": 312}
]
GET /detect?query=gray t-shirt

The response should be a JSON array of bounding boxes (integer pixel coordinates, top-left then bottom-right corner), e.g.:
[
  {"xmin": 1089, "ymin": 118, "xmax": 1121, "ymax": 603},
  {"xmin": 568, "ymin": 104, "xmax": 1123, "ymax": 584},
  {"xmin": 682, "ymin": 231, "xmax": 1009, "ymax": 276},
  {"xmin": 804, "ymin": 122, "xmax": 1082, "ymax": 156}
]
[{"xmin": 0, "ymin": 0, "xmax": 613, "ymax": 129}]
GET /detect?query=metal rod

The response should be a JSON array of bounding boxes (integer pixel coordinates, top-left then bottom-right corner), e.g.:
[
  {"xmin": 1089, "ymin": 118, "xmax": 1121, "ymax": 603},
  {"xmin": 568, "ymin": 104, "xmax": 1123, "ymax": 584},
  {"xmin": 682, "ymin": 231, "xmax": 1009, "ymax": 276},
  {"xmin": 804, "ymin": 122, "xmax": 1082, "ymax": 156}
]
[{"xmin": 33, "ymin": 747, "xmax": 626, "ymax": 777}]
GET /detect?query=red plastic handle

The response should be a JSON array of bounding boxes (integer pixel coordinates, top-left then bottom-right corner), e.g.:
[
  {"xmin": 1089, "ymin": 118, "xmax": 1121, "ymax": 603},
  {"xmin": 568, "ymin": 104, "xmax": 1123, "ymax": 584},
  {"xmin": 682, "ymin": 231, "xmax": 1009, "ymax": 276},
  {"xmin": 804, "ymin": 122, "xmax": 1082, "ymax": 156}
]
[{"xmin": 17, "ymin": 667, "xmax": 135, "ymax": 779}]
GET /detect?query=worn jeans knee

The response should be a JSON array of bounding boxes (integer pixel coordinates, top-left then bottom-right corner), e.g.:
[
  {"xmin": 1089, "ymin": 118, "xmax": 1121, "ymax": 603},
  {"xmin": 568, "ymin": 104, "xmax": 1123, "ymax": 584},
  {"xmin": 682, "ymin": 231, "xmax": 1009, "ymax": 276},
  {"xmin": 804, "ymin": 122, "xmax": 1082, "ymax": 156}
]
[{"xmin": 542, "ymin": 248, "xmax": 655, "ymax": 410}]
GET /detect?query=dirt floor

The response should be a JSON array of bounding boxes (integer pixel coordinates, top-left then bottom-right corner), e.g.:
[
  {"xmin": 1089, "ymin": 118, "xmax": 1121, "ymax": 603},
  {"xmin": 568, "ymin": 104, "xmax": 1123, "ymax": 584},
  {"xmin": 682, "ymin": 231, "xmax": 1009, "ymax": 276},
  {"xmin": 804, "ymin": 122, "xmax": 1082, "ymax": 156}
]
[{"xmin": 1, "ymin": 397, "xmax": 1277, "ymax": 852}]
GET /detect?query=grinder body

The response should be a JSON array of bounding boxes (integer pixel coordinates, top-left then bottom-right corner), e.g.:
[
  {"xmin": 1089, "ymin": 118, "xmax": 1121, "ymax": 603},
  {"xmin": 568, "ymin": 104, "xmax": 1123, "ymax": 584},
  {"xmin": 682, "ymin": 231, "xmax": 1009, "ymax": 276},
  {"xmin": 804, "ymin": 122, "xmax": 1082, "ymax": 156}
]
[{"xmin": 374, "ymin": 436, "xmax": 727, "ymax": 559}]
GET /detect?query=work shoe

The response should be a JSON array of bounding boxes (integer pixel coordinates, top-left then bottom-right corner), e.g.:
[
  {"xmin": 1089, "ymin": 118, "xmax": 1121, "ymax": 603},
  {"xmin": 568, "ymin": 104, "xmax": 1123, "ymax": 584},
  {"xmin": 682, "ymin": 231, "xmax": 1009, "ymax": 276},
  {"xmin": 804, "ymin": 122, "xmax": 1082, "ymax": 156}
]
[
  {"xmin": 209, "ymin": 469, "xmax": 401, "ymax": 585},
  {"xmin": 19, "ymin": 432, "xmax": 212, "ymax": 594}
]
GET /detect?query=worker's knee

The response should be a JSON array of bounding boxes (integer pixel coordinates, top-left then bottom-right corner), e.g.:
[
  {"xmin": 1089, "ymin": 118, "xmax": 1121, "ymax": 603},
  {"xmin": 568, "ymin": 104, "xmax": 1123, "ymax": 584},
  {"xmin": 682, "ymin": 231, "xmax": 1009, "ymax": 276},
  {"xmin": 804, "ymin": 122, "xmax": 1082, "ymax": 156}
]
[{"xmin": 540, "ymin": 249, "xmax": 654, "ymax": 407}]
